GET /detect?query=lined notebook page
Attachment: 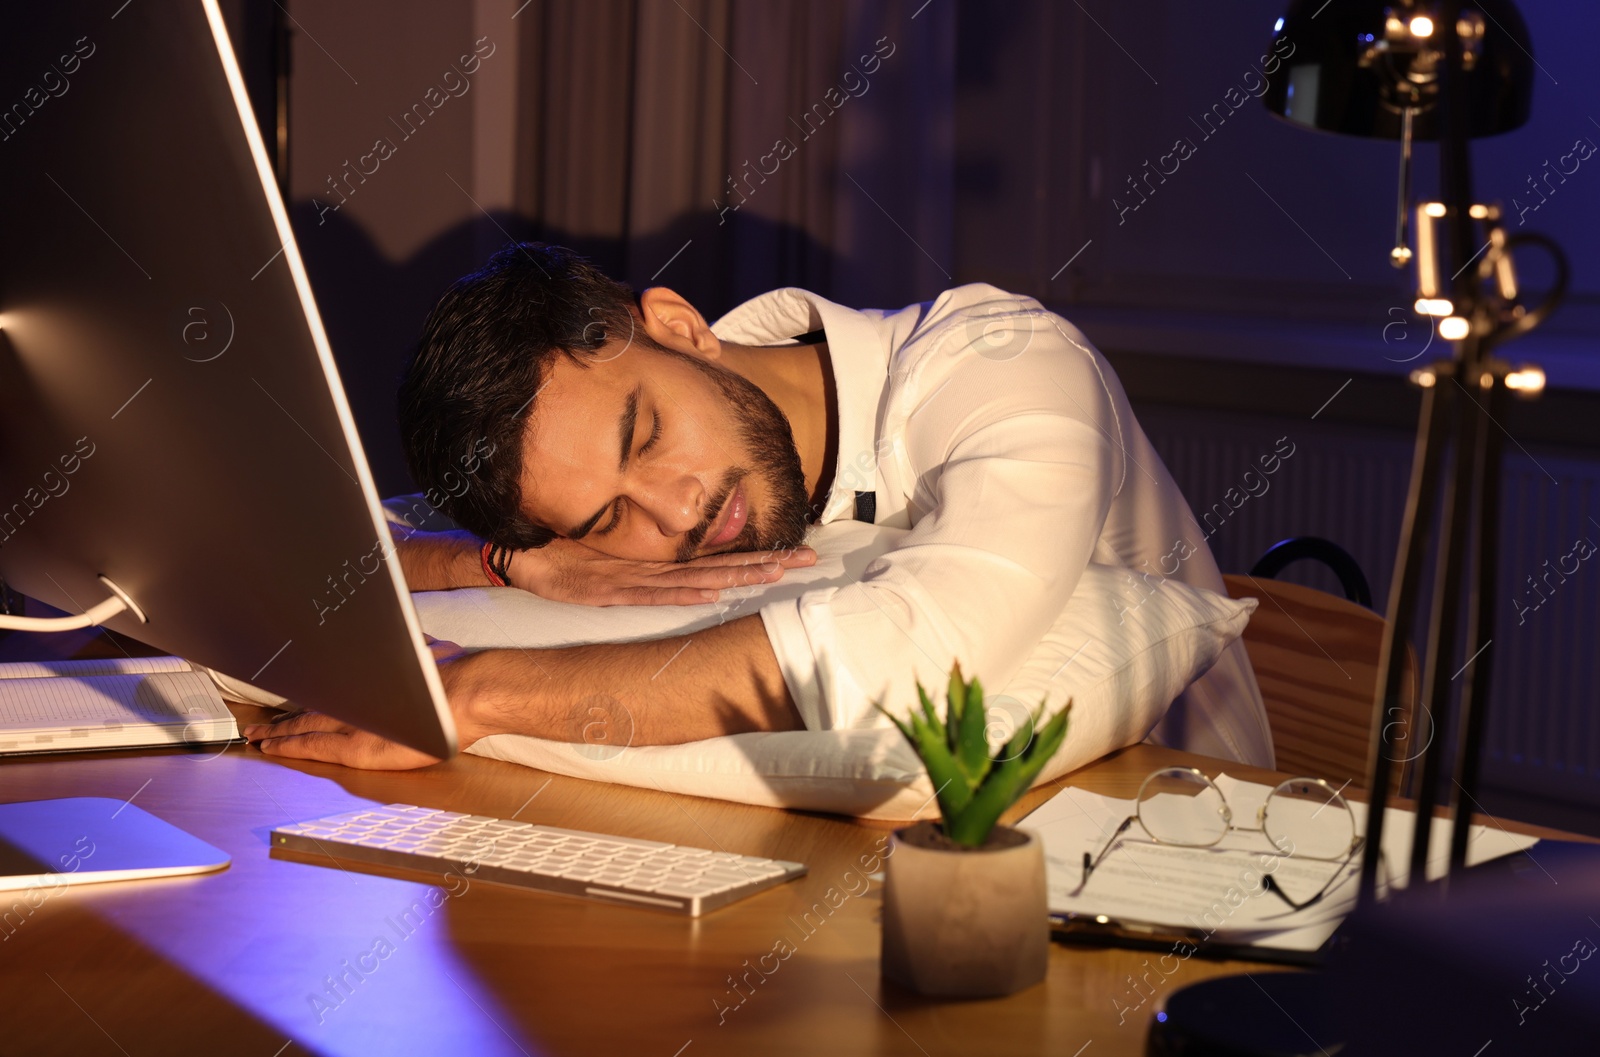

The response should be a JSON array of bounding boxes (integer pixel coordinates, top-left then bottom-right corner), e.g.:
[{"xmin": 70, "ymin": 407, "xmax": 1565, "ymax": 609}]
[
  {"xmin": 0, "ymin": 658, "xmax": 236, "ymax": 754},
  {"xmin": 0, "ymin": 657, "xmax": 192, "ymax": 680}
]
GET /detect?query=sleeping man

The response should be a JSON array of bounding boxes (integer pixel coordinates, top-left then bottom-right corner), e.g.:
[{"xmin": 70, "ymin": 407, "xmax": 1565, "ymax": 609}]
[{"xmin": 243, "ymin": 242, "xmax": 1273, "ymax": 771}]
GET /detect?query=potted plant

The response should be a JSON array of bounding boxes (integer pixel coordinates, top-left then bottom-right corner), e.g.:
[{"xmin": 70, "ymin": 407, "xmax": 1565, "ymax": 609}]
[{"xmin": 875, "ymin": 665, "xmax": 1070, "ymax": 998}]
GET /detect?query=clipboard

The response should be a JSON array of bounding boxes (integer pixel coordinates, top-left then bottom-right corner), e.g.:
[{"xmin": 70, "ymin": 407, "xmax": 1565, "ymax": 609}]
[{"xmin": 1047, "ymin": 911, "xmax": 1341, "ymax": 968}]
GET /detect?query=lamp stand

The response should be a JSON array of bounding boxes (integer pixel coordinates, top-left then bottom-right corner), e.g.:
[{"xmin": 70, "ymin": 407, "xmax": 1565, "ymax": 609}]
[{"xmin": 1360, "ymin": 0, "xmax": 1545, "ymax": 900}]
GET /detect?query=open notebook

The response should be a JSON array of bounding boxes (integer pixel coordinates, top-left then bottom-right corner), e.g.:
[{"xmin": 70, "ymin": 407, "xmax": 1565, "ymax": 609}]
[{"xmin": 0, "ymin": 657, "xmax": 238, "ymax": 755}]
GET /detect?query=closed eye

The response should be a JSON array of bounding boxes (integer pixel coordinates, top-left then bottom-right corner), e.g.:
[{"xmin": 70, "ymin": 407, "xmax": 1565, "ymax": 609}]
[
  {"xmin": 640, "ymin": 411, "xmax": 662, "ymax": 455},
  {"xmin": 592, "ymin": 496, "xmax": 625, "ymax": 537},
  {"xmin": 595, "ymin": 412, "xmax": 658, "ymax": 537}
]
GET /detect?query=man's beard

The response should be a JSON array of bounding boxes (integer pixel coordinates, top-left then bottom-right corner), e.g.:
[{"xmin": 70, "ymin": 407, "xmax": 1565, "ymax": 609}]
[{"xmin": 669, "ymin": 353, "xmax": 812, "ymax": 562}]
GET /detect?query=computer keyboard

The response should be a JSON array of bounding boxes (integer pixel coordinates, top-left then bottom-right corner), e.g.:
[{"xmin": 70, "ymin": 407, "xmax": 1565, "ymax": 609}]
[{"xmin": 270, "ymin": 803, "xmax": 807, "ymax": 916}]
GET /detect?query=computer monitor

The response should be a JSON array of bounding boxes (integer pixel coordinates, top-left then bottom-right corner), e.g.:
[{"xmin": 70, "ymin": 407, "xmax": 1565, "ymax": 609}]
[{"xmin": 0, "ymin": 2, "xmax": 455, "ymax": 756}]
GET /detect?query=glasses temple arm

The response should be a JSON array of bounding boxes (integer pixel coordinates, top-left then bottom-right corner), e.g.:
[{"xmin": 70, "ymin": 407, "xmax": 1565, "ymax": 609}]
[
  {"xmin": 1080, "ymin": 815, "xmax": 1135, "ymax": 886},
  {"xmin": 1263, "ymin": 836, "xmax": 1370, "ymax": 912}
]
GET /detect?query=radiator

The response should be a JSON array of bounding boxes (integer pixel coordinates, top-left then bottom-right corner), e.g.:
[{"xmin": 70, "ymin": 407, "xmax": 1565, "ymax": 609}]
[{"xmin": 1137, "ymin": 405, "xmax": 1600, "ymax": 813}]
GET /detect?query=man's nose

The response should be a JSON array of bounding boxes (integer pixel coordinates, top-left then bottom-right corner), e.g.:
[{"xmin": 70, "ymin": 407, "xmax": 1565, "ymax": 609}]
[{"xmin": 637, "ymin": 472, "xmax": 704, "ymax": 538}]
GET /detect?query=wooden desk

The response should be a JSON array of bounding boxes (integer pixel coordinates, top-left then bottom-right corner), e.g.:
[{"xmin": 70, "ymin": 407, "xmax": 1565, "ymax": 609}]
[{"xmin": 0, "ymin": 730, "xmax": 1573, "ymax": 1057}]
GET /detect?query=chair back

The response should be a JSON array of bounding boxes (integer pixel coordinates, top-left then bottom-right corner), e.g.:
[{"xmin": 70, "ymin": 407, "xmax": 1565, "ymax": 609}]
[{"xmin": 1222, "ymin": 574, "xmax": 1420, "ymax": 797}]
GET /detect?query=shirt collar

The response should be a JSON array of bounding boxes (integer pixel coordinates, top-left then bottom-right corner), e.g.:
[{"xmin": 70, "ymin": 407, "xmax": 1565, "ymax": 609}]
[{"xmin": 710, "ymin": 288, "xmax": 889, "ymax": 524}]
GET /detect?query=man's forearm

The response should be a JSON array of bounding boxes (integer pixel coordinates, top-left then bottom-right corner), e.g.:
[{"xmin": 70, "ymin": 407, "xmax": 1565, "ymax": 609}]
[
  {"xmin": 394, "ymin": 529, "xmax": 490, "ymax": 591},
  {"xmin": 452, "ymin": 614, "xmax": 803, "ymax": 745}
]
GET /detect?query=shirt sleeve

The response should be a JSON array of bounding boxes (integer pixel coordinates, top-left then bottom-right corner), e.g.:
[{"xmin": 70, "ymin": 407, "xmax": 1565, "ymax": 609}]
[{"xmin": 760, "ymin": 319, "xmax": 1126, "ymax": 730}]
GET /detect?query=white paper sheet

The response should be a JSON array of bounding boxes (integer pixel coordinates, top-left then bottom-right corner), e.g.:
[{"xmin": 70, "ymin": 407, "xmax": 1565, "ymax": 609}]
[{"xmin": 1023, "ymin": 773, "xmax": 1540, "ymax": 952}]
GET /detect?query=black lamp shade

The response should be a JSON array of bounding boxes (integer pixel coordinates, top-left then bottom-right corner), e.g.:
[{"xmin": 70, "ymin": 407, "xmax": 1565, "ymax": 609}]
[{"xmin": 1262, "ymin": 0, "xmax": 1534, "ymax": 139}]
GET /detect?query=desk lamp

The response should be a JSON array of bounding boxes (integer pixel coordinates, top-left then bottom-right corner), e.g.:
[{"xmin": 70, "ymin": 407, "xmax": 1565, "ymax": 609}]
[
  {"xmin": 1150, "ymin": 3, "xmax": 1565, "ymax": 1053},
  {"xmin": 1263, "ymin": 0, "xmax": 1562, "ymax": 904}
]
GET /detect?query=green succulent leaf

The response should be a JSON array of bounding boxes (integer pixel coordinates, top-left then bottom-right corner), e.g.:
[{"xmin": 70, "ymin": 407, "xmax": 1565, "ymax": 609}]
[
  {"xmin": 955, "ymin": 673, "xmax": 992, "ymax": 783},
  {"xmin": 890, "ymin": 668, "xmax": 1073, "ymax": 848},
  {"xmin": 945, "ymin": 700, "xmax": 1073, "ymax": 848},
  {"xmin": 873, "ymin": 698, "xmax": 916, "ymax": 748},
  {"xmin": 907, "ymin": 709, "xmax": 974, "ymax": 818},
  {"xmin": 944, "ymin": 760, "xmax": 1029, "ymax": 845},
  {"xmin": 1021, "ymin": 700, "xmax": 1072, "ymax": 776},
  {"xmin": 946, "ymin": 664, "xmax": 966, "ymax": 724},
  {"xmin": 1001, "ymin": 705, "xmax": 1036, "ymax": 762},
  {"xmin": 934, "ymin": 665, "xmax": 960, "ymax": 754},
  {"xmin": 916, "ymin": 682, "xmax": 946, "ymax": 745}
]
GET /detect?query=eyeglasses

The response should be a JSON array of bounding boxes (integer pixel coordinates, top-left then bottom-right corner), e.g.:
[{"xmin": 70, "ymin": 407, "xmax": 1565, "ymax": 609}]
[{"xmin": 1080, "ymin": 766, "xmax": 1366, "ymax": 913}]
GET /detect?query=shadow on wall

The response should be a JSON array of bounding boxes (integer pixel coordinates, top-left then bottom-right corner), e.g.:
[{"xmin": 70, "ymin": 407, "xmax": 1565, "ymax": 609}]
[{"xmin": 289, "ymin": 203, "xmax": 843, "ymax": 498}]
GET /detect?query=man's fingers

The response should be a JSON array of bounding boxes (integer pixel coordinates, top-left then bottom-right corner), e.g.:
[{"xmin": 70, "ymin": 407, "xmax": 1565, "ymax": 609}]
[
  {"xmin": 254, "ymin": 727, "xmax": 442, "ymax": 770},
  {"xmin": 427, "ymin": 638, "xmax": 468, "ymax": 664},
  {"xmin": 615, "ymin": 585, "xmax": 723, "ymax": 607},
  {"xmin": 738, "ymin": 547, "xmax": 814, "ymax": 567},
  {"xmin": 268, "ymin": 711, "xmax": 348, "ymax": 734},
  {"xmin": 658, "ymin": 561, "xmax": 784, "ymax": 589},
  {"xmin": 711, "ymin": 562, "xmax": 782, "ymax": 587},
  {"xmin": 243, "ymin": 711, "xmax": 348, "ymax": 742},
  {"xmin": 537, "ymin": 544, "xmax": 815, "ymax": 608},
  {"xmin": 255, "ymin": 729, "xmax": 353, "ymax": 763},
  {"xmin": 684, "ymin": 547, "xmax": 816, "ymax": 569}
]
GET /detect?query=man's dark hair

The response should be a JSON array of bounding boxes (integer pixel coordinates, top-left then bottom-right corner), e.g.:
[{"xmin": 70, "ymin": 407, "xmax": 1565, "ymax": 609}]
[{"xmin": 398, "ymin": 242, "xmax": 636, "ymax": 548}]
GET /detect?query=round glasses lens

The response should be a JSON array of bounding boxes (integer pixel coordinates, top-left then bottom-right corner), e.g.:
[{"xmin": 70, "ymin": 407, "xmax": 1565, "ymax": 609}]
[
  {"xmin": 1137, "ymin": 768, "xmax": 1229, "ymax": 847},
  {"xmin": 1262, "ymin": 779, "xmax": 1357, "ymax": 859}
]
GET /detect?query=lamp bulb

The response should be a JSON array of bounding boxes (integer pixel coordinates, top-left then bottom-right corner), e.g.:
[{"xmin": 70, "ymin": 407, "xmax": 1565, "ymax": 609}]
[
  {"xmin": 1506, "ymin": 366, "xmax": 1546, "ymax": 394},
  {"xmin": 1439, "ymin": 316, "xmax": 1470, "ymax": 340},
  {"xmin": 1410, "ymin": 15, "xmax": 1435, "ymax": 37}
]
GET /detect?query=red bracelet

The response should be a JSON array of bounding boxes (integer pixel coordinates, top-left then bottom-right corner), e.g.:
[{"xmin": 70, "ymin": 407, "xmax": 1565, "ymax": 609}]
[{"xmin": 480, "ymin": 540, "xmax": 506, "ymax": 587}]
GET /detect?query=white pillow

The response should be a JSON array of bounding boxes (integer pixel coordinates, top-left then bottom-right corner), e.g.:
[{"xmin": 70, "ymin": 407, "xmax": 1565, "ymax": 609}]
[{"xmin": 413, "ymin": 521, "xmax": 1255, "ymax": 820}]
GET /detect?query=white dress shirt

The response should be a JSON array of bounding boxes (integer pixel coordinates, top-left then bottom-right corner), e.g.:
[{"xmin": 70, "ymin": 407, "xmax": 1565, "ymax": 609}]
[{"xmin": 712, "ymin": 284, "xmax": 1275, "ymax": 768}]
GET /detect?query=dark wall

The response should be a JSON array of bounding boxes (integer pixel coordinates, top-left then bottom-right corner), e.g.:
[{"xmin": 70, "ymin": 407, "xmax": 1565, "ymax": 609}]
[{"xmin": 256, "ymin": 1, "xmax": 1600, "ymax": 498}]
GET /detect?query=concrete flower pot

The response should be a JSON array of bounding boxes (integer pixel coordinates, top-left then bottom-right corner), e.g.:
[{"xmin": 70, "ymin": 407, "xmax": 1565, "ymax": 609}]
[{"xmin": 880, "ymin": 820, "xmax": 1048, "ymax": 997}]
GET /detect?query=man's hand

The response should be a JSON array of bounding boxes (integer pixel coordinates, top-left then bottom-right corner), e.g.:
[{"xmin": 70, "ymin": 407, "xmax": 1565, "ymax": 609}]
[
  {"xmin": 391, "ymin": 527, "xmax": 815, "ymax": 604},
  {"xmin": 240, "ymin": 638, "xmax": 476, "ymax": 770},
  {"xmin": 509, "ymin": 537, "xmax": 816, "ymax": 606},
  {"xmin": 243, "ymin": 710, "xmax": 446, "ymax": 769}
]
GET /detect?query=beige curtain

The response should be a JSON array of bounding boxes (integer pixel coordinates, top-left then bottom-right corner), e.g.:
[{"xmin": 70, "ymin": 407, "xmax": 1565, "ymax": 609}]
[{"xmin": 512, "ymin": 0, "xmax": 955, "ymax": 317}]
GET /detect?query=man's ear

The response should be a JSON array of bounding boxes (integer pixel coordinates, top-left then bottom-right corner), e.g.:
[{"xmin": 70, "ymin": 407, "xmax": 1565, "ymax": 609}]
[{"xmin": 638, "ymin": 287, "xmax": 721, "ymax": 360}]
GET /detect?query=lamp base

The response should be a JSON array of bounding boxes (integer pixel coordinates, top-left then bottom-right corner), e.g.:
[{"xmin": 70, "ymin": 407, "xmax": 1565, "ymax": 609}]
[{"xmin": 1146, "ymin": 972, "xmax": 1337, "ymax": 1057}]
